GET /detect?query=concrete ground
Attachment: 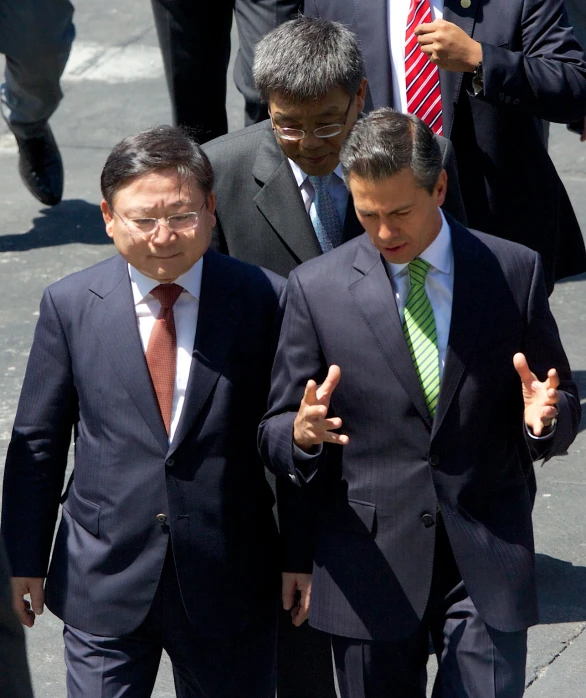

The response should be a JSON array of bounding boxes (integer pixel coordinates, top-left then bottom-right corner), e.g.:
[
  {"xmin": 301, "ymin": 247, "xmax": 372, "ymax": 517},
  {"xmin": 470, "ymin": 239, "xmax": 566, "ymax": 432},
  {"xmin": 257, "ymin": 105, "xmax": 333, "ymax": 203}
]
[{"xmin": 0, "ymin": 1, "xmax": 584, "ymax": 695}]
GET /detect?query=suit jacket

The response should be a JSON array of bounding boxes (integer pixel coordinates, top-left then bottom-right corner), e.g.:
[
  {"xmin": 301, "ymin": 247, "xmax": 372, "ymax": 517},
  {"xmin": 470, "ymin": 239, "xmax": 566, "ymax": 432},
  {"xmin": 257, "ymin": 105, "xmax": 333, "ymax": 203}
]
[
  {"xmin": 203, "ymin": 119, "xmax": 467, "ymax": 277},
  {"xmin": 304, "ymin": 0, "xmax": 586, "ymax": 291},
  {"xmin": 0, "ymin": 538, "xmax": 33, "ymax": 698},
  {"xmin": 1, "ymin": 250, "xmax": 285, "ymax": 639},
  {"xmin": 259, "ymin": 216, "xmax": 580, "ymax": 641}
]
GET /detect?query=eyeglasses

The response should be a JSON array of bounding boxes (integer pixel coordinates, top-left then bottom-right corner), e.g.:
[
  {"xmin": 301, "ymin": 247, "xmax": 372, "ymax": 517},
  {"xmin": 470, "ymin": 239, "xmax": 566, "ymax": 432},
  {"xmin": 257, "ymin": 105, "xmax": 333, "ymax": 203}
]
[
  {"xmin": 270, "ymin": 97, "xmax": 354, "ymax": 141},
  {"xmin": 113, "ymin": 200, "xmax": 207, "ymax": 238}
]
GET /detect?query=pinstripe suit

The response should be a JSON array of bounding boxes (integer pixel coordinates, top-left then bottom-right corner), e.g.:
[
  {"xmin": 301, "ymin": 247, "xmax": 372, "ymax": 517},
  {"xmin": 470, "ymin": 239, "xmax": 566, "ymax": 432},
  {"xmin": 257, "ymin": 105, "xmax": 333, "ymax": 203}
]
[
  {"xmin": 259, "ymin": 215, "xmax": 580, "ymax": 696},
  {"xmin": 1, "ymin": 249, "xmax": 285, "ymax": 695}
]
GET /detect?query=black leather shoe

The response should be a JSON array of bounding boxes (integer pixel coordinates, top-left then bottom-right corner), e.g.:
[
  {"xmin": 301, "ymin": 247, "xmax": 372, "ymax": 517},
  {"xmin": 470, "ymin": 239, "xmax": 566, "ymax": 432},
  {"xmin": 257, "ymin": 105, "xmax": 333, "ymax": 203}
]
[{"xmin": 14, "ymin": 125, "xmax": 64, "ymax": 206}]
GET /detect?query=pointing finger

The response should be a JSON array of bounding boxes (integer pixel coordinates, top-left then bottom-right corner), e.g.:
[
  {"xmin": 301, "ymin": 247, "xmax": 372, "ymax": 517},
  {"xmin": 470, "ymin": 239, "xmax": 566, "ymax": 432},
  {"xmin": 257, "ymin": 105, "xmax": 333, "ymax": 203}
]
[
  {"xmin": 316, "ymin": 365, "xmax": 342, "ymax": 402},
  {"xmin": 545, "ymin": 368, "xmax": 559, "ymax": 391}
]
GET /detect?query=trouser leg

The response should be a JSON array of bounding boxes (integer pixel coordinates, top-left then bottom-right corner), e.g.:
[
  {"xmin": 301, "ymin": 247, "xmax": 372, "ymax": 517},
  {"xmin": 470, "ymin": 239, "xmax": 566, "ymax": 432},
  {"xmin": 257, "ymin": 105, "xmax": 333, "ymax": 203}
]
[
  {"xmin": 158, "ymin": 543, "xmax": 278, "ymax": 698},
  {"xmin": 150, "ymin": 0, "xmax": 233, "ymax": 143},
  {"xmin": 63, "ymin": 624, "xmax": 162, "ymax": 698},
  {"xmin": 0, "ymin": 0, "xmax": 75, "ymax": 137},
  {"xmin": 429, "ymin": 519, "xmax": 527, "ymax": 698},
  {"xmin": 233, "ymin": 0, "xmax": 301, "ymax": 125}
]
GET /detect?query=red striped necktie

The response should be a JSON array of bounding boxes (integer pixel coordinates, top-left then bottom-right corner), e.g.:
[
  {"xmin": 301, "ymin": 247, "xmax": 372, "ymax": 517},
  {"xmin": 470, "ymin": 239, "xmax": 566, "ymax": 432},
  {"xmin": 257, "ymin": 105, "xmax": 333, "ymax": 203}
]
[{"xmin": 405, "ymin": 0, "xmax": 443, "ymax": 135}]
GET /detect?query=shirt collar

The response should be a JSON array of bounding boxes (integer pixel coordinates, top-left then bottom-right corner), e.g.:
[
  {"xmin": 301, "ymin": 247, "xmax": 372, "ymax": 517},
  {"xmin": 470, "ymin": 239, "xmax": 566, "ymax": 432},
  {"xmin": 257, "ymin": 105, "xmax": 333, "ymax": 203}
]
[
  {"xmin": 129, "ymin": 256, "xmax": 204, "ymax": 305},
  {"xmin": 386, "ymin": 209, "xmax": 453, "ymax": 279},
  {"xmin": 288, "ymin": 158, "xmax": 345, "ymax": 188}
]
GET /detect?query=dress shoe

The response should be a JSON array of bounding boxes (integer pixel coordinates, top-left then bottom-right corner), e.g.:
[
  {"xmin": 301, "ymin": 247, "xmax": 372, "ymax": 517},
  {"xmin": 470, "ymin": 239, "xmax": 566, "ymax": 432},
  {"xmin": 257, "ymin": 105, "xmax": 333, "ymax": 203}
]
[{"xmin": 14, "ymin": 125, "xmax": 64, "ymax": 206}]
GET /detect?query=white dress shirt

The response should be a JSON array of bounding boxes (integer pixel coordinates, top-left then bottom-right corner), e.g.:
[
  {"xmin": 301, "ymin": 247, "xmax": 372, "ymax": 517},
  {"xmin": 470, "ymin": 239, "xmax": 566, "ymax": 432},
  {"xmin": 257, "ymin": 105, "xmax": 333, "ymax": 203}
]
[
  {"xmin": 388, "ymin": 0, "xmax": 444, "ymax": 113},
  {"xmin": 385, "ymin": 210, "xmax": 453, "ymax": 376},
  {"xmin": 129, "ymin": 258, "xmax": 203, "ymax": 442},
  {"xmin": 288, "ymin": 159, "xmax": 349, "ymax": 225}
]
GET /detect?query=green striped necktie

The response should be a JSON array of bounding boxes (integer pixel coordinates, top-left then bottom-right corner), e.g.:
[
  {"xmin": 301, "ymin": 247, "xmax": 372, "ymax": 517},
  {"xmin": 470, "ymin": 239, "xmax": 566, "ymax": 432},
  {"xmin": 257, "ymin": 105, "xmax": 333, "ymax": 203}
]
[{"xmin": 403, "ymin": 258, "xmax": 440, "ymax": 417}]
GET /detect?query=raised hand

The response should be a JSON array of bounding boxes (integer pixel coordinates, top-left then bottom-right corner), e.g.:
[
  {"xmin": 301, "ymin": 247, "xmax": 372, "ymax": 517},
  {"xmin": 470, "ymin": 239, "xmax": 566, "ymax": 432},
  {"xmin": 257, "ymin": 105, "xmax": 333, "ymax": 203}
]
[
  {"xmin": 415, "ymin": 19, "xmax": 482, "ymax": 72},
  {"xmin": 293, "ymin": 364, "xmax": 349, "ymax": 453},
  {"xmin": 513, "ymin": 353, "xmax": 560, "ymax": 436}
]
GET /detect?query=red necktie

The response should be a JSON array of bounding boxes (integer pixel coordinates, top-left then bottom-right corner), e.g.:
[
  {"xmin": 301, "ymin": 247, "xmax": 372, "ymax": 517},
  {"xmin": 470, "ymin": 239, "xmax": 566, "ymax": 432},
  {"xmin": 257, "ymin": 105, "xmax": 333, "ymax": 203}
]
[
  {"xmin": 405, "ymin": 0, "xmax": 443, "ymax": 135},
  {"xmin": 145, "ymin": 283, "xmax": 183, "ymax": 435}
]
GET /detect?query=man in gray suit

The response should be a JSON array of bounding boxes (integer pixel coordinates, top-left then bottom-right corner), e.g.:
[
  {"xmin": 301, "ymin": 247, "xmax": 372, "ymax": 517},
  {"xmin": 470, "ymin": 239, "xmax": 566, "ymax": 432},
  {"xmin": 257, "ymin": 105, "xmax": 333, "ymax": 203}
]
[
  {"xmin": 203, "ymin": 17, "xmax": 466, "ymax": 278},
  {"xmin": 0, "ymin": 537, "xmax": 33, "ymax": 698}
]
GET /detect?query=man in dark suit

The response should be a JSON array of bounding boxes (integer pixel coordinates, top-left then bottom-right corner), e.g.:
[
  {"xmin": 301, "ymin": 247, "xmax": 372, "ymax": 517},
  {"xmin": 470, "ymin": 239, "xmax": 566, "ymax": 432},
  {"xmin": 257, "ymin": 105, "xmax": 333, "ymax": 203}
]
[
  {"xmin": 0, "ymin": 537, "xmax": 33, "ymax": 698},
  {"xmin": 259, "ymin": 109, "xmax": 581, "ymax": 697},
  {"xmin": 304, "ymin": 0, "xmax": 586, "ymax": 293},
  {"xmin": 150, "ymin": 0, "xmax": 301, "ymax": 143},
  {"xmin": 1, "ymin": 126, "xmax": 284, "ymax": 696},
  {"xmin": 204, "ymin": 16, "xmax": 467, "ymax": 279}
]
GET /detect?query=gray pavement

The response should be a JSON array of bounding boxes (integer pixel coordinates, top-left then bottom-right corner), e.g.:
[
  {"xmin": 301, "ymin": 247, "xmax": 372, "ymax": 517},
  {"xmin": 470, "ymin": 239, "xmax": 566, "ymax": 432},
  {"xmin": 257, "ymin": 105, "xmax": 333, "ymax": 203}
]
[{"xmin": 0, "ymin": 1, "xmax": 585, "ymax": 695}]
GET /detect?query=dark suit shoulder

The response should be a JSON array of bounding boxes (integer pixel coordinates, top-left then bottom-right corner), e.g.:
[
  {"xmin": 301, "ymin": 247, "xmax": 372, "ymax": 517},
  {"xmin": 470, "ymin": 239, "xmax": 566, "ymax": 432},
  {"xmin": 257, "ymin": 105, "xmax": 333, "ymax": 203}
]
[
  {"xmin": 45, "ymin": 254, "xmax": 123, "ymax": 298},
  {"xmin": 203, "ymin": 120, "xmax": 272, "ymax": 161},
  {"xmin": 289, "ymin": 234, "xmax": 367, "ymax": 285},
  {"xmin": 204, "ymin": 249, "xmax": 286, "ymax": 298}
]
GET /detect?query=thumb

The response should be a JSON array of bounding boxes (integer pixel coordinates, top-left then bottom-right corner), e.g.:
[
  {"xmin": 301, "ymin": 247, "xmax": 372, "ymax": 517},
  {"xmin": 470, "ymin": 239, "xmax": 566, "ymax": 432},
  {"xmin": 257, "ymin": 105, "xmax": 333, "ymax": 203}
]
[
  {"xmin": 281, "ymin": 574, "xmax": 296, "ymax": 611},
  {"xmin": 29, "ymin": 581, "xmax": 44, "ymax": 616},
  {"xmin": 513, "ymin": 353, "xmax": 534, "ymax": 386}
]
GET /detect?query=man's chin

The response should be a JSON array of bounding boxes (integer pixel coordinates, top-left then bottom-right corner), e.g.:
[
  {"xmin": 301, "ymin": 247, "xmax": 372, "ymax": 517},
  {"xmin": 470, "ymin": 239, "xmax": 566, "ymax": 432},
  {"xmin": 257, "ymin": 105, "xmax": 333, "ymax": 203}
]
[{"xmin": 298, "ymin": 155, "xmax": 337, "ymax": 177}]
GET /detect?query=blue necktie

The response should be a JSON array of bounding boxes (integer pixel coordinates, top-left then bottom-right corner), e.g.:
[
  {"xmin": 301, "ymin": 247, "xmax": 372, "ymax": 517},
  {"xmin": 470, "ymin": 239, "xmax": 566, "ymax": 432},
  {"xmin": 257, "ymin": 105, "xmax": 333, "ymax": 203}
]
[{"xmin": 308, "ymin": 174, "xmax": 344, "ymax": 252}]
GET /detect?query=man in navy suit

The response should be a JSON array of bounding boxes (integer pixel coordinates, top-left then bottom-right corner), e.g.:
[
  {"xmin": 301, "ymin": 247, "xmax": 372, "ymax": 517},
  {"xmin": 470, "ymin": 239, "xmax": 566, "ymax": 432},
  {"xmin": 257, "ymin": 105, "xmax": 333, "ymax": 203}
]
[
  {"xmin": 259, "ymin": 109, "xmax": 581, "ymax": 697},
  {"xmin": 304, "ymin": 0, "xmax": 586, "ymax": 293},
  {"xmin": 1, "ymin": 126, "xmax": 284, "ymax": 697}
]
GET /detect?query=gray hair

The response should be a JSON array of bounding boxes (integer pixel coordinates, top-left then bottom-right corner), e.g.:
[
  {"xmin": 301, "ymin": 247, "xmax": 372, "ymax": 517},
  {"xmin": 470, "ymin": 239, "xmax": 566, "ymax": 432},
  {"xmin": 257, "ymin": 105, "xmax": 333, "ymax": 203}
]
[
  {"xmin": 100, "ymin": 125, "xmax": 214, "ymax": 206},
  {"xmin": 340, "ymin": 109, "xmax": 443, "ymax": 193},
  {"xmin": 253, "ymin": 16, "xmax": 364, "ymax": 103}
]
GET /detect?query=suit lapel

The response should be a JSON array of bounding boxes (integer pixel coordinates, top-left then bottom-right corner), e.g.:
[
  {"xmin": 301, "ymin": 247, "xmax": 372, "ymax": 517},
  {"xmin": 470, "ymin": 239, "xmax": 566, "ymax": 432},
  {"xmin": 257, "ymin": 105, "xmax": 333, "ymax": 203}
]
[
  {"xmin": 252, "ymin": 127, "xmax": 322, "ymax": 263},
  {"xmin": 431, "ymin": 220, "xmax": 492, "ymax": 438},
  {"xmin": 89, "ymin": 256, "xmax": 169, "ymax": 453},
  {"xmin": 349, "ymin": 236, "xmax": 433, "ymax": 429},
  {"xmin": 441, "ymin": 0, "xmax": 481, "ymax": 136},
  {"xmin": 168, "ymin": 250, "xmax": 244, "ymax": 454}
]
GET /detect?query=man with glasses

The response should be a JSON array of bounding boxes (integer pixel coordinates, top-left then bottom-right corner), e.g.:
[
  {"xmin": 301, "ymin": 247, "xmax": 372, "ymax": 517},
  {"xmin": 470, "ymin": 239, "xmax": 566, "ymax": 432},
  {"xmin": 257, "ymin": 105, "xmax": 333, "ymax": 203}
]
[
  {"xmin": 1, "ymin": 125, "xmax": 286, "ymax": 697},
  {"xmin": 203, "ymin": 16, "xmax": 466, "ymax": 279}
]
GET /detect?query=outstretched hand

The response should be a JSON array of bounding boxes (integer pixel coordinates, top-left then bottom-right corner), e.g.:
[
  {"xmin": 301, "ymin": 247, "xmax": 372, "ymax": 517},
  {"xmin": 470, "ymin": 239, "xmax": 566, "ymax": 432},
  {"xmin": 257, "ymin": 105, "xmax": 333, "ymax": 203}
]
[
  {"xmin": 293, "ymin": 365, "xmax": 349, "ymax": 453},
  {"xmin": 513, "ymin": 353, "xmax": 560, "ymax": 436}
]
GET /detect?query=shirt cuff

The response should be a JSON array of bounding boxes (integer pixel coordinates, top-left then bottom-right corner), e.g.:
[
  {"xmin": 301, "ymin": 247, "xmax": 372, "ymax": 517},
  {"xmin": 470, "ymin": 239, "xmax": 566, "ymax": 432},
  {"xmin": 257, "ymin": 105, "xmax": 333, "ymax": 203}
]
[{"xmin": 525, "ymin": 423, "xmax": 556, "ymax": 440}]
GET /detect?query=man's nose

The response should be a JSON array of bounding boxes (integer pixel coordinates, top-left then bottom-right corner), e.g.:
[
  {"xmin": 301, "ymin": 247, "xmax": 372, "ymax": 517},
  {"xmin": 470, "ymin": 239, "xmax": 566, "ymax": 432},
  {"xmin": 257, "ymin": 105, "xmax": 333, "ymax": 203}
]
[{"xmin": 150, "ymin": 221, "xmax": 176, "ymax": 244}]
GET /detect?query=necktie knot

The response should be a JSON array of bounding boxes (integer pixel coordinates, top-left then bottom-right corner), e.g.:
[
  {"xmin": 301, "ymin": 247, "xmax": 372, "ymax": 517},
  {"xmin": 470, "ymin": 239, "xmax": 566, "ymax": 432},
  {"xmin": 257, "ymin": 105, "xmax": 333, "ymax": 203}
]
[
  {"xmin": 408, "ymin": 258, "xmax": 431, "ymax": 288},
  {"xmin": 151, "ymin": 283, "xmax": 183, "ymax": 309}
]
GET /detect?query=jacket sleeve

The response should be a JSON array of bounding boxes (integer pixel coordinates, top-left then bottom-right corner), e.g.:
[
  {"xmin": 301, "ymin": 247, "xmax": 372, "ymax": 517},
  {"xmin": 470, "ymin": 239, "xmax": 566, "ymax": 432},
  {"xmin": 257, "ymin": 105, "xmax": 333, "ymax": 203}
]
[
  {"xmin": 479, "ymin": 0, "xmax": 586, "ymax": 122},
  {"xmin": 522, "ymin": 253, "xmax": 581, "ymax": 461},
  {"xmin": 1, "ymin": 288, "xmax": 77, "ymax": 577},
  {"xmin": 258, "ymin": 271, "xmax": 328, "ymax": 483}
]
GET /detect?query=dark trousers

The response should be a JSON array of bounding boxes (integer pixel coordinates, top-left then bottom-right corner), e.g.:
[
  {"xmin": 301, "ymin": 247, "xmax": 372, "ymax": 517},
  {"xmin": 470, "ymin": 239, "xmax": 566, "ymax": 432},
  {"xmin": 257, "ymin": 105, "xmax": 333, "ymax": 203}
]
[
  {"xmin": 63, "ymin": 545, "xmax": 277, "ymax": 698},
  {"xmin": 150, "ymin": 0, "xmax": 301, "ymax": 143},
  {"xmin": 332, "ymin": 518, "xmax": 527, "ymax": 698}
]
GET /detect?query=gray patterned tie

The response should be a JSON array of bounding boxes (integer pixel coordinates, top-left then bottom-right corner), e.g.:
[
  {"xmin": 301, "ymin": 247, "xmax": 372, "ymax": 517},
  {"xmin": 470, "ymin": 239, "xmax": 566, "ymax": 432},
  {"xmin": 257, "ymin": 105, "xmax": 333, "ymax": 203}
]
[{"xmin": 308, "ymin": 174, "xmax": 344, "ymax": 252}]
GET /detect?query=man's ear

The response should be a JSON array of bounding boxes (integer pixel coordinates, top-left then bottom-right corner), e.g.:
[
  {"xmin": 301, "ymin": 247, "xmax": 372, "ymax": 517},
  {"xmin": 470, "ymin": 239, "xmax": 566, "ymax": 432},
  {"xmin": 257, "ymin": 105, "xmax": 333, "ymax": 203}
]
[
  {"xmin": 100, "ymin": 199, "xmax": 115, "ymax": 239},
  {"xmin": 355, "ymin": 78, "xmax": 368, "ymax": 114},
  {"xmin": 434, "ymin": 169, "xmax": 448, "ymax": 208}
]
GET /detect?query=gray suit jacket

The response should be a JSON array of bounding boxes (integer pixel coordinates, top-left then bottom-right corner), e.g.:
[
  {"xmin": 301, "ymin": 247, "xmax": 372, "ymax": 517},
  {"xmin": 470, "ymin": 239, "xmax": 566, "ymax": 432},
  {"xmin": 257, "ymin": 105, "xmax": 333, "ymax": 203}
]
[
  {"xmin": 0, "ymin": 538, "xmax": 33, "ymax": 698},
  {"xmin": 204, "ymin": 120, "xmax": 467, "ymax": 277}
]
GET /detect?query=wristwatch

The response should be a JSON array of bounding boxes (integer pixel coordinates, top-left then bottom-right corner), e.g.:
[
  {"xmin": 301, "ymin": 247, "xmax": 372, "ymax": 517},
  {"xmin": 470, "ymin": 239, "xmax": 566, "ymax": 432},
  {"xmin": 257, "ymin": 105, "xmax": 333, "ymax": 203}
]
[{"xmin": 472, "ymin": 61, "xmax": 484, "ymax": 94}]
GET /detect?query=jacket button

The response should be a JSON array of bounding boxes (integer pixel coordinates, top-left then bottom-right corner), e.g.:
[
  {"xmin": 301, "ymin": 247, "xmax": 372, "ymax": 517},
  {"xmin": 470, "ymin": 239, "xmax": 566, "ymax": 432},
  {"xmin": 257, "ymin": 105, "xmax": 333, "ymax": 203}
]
[
  {"xmin": 505, "ymin": 96, "xmax": 512, "ymax": 104},
  {"xmin": 421, "ymin": 513, "xmax": 435, "ymax": 528},
  {"xmin": 165, "ymin": 458, "xmax": 175, "ymax": 468},
  {"xmin": 156, "ymin": 513, "xmax": 168, "ymax": 524},
  {"xmin": 499, "ymin": 92, "xmax": 505, "ymax": 100},
  {"xmin": 429, "ymin": 454, "xmax": 440, "ymax": 466},
  {"xmin": 513, "ymin": 98, "xmax": 520, "ymax": 105}
]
